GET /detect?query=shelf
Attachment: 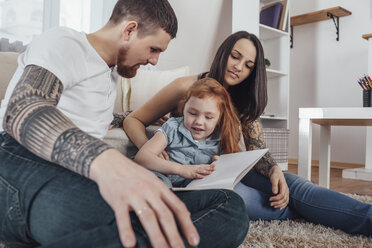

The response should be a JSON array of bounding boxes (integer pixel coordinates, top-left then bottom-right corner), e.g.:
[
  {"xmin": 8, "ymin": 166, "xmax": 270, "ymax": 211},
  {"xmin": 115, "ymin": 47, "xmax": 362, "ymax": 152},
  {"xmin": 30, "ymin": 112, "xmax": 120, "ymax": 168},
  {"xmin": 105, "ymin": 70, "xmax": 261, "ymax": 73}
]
[
  {"xmin": 266, "ymin": 68, "xmax": 288, "ymax": 78},
  {"xmin": 260, "ymin": 116, "xmax": 288, "ymax": 121},
  {"xmin": 259, "ymin": 24, "xmax": 289, "ymax": 40},
  {"xmin": 290, "ymin": 6, "xmax": 351, "ymax": 27},
  {"xmin": 289, "ymin": 6, "xmax": 351, "ymax": 48},
  {"xmin": 237, "ymin": 0, "xmax": 290, "ymax": 129},
  {"xmin": 260, "ymin": 0, "xmax": 280, "ymax": 4},
  {"xmin": 362, "ymin": 33, "xmax": 372, "ymax": 41}
]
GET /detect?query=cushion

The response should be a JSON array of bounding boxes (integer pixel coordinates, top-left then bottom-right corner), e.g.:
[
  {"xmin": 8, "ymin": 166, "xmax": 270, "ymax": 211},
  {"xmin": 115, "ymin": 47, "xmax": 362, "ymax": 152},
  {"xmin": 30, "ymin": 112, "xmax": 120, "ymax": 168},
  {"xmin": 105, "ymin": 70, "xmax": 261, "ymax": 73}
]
[
  {"xmin": 0, "ymin": 52, "xmax": 19, "ymax": 101},
  {"xmin": 103, "ymin": 125, "xmax": 160, "ymax": 158},
  {"xmin": 121, "ymin": 77, "xmax": 131, "ymax": 112},
  {"xmin": 113, "ymin": 77, "xmax": 131, "ymax": 113},
  {"xmin": 128, "ymin": 66, "xmax": 189, "ymax": 111}
]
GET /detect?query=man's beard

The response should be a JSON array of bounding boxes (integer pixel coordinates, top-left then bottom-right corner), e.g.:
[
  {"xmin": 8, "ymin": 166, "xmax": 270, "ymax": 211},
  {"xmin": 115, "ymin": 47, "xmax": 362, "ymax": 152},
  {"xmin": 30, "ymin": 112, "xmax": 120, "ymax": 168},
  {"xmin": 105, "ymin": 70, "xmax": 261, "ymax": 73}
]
[{"xmin": 116, "ymin": 47, "xmax": 142, "ymax": 78}]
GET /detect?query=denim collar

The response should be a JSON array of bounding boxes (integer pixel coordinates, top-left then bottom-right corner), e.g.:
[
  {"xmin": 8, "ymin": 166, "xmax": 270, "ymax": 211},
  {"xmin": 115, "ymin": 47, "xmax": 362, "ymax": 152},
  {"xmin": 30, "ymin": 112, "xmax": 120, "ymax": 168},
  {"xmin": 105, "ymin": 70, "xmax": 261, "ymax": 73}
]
[{"xmin": 177, "ymin": 117, "xmax": 220, "ymax": 148}]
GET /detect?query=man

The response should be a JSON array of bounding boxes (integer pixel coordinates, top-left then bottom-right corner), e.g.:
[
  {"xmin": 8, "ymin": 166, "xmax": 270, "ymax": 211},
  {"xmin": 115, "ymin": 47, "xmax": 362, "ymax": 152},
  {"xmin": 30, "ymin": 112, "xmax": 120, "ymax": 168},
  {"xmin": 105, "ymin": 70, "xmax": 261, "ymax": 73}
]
[{"xmin": 0, "ymin": 0, "xmax": 249, "ymax": 247}]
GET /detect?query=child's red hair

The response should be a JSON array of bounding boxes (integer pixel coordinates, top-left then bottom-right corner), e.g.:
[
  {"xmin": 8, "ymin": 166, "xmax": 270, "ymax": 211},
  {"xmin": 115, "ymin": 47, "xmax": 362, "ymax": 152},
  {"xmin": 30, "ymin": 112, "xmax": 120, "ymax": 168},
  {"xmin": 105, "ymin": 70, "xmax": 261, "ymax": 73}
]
[{"xmin": 178, "ymin": 78, "xmax": 241, "ymax": 154}]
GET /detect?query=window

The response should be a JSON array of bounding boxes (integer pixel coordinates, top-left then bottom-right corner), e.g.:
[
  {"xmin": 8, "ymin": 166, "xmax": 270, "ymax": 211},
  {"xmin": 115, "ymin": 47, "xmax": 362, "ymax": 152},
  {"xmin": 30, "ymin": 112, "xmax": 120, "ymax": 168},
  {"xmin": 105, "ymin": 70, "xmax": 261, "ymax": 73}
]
[
  {"xmin": 60, "ymin": 0, "xmax": 91, "ymax": 33},
  {"xmin": 0, "ymin": 0, "xmax": 44, "ymax": 44},
  {"xmin": 0, "ymin": 0, "xmax": 115, "ymax": 47}
]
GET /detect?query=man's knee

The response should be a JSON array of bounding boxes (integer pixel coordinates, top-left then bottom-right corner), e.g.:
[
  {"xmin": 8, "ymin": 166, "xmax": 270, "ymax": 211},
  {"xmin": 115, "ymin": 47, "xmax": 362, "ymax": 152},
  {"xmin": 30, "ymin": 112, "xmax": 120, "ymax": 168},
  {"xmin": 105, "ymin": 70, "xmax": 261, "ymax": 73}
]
[
  {"xmin": 204, "ymin": 189, "xmax": 249, "ymax": 247},
  {"xmin": 29, "ymin": 171, "xmax": 115, "ymax": 243},
  {"xmin": 223, "ymin": 190, "xmax": 249, "ymax": 246},
  {"xmin": 176, "ymin": 189, "xmax": 249, "ymax": 247}
]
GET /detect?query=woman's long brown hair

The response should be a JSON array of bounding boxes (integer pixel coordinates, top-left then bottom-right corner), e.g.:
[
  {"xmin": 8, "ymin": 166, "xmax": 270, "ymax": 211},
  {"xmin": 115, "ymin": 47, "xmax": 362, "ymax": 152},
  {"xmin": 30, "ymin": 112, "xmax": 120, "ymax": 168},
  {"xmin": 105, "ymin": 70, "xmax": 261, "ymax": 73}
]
[{"xmin": 178, "ymin": 78, "xmax": 241, "ymax": 154}]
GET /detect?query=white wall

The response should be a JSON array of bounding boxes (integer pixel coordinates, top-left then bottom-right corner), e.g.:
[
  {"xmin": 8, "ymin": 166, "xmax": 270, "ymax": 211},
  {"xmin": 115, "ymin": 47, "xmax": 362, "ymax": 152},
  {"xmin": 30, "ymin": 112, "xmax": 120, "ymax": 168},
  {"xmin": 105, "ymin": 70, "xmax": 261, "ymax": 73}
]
[
  {"xmin": 92, "ymin": 0, "xmax": 232, "ymax": 74},
  {"xmin": 93, "ymin": 0, "xmax": 232, "ymax": 74},
  {"xmin": 289, "ymin": 0, "xmax": 372, "ymax": 164},
  {"xmin": 98, "ymin": 0, "xmax": 371, "ymax": 165},
  {"xmin": 156, "ymin": 0, "xmax": 232, "ymax": 74},
  {"xmin": 90, "ymin": 0, "xmax": 117, "ymax": 32}
]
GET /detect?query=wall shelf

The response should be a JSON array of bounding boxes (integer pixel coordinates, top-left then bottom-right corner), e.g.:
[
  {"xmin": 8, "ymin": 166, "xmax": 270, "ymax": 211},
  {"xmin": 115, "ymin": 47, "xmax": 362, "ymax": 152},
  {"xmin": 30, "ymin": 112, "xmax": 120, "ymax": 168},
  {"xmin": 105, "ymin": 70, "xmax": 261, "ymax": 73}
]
[
  {"xmin": 259, "ymin": 24, "xmax": 288, "ymax": 40},
  {"xmin": 235, "ymin": 0, "xmax": 291, "ymax": 170},
  {"xmin": 266, "ymin": 68, "xmax": 288, "ymax": 78},
  {"xmin": 291, "ymin": 6, "xmax": 351, "ymax": 26},
  {"xmin": 362, "ymin": 33, "xmax": 372, "ymax": 41},
  {"xmin": 290, "ymin": 6, "xmax": 352, "ymax": 48},
  {"xmin": 260, "ymin": 116, "xmax": 288, "ymax": 121}
]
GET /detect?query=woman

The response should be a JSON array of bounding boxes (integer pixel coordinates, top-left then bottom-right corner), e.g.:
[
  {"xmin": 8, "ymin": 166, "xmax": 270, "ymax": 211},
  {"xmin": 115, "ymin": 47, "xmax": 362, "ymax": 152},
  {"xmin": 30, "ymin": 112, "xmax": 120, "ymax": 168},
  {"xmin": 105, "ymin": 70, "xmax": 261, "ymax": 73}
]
[{"xmin": 124, "ymin": 31, "xmax": 372, "ymax": 236}]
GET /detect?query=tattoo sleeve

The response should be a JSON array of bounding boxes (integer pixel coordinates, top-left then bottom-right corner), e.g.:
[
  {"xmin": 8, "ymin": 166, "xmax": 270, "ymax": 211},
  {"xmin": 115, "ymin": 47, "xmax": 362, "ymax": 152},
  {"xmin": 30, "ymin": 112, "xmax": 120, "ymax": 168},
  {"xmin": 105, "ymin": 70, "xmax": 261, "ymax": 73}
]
[
  {"xmin": 242, "ymin": 119, "xmax": 277, "ymax": 178},
  {"xmin": 3, "ymin": 65, "xmax": 112, "ymax": 177},
  {"xmin": 110, "ymin": 111, "xmax": 132, "ymax": 129}
]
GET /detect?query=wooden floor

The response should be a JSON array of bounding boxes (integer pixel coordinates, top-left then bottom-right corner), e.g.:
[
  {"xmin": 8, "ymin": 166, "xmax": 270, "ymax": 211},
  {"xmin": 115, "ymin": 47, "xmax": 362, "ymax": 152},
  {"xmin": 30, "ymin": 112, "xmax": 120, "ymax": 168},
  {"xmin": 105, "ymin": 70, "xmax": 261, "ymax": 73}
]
[{"xmin": 287, "ymin": 164, "xmax": 372, "ymax": 196}]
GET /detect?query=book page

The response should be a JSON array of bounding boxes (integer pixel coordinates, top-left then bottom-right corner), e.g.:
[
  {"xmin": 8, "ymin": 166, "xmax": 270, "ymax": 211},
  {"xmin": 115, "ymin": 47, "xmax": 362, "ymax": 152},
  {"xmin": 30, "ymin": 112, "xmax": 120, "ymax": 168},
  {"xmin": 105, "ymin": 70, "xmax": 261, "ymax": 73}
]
[{"xmin": 172, "ymin": 148, "xmax": 268, "ymax": 191}]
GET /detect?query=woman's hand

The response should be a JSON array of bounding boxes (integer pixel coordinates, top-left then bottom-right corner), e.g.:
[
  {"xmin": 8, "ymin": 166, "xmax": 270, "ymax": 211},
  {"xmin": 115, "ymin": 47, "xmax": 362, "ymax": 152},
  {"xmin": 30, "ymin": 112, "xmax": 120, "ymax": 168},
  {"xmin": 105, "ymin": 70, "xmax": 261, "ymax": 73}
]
[
  {"xmin": 109, "ymin": 114, "xmax": 167, "ymax": 130},
  {"xmin": 268, "ymin": 166, "xmax": 289, "ymax": 210},
  {"xmin": 157, "ymin": 150, "xmax": 169, "ymax": 160},
  {"xmin": 178, "ymin": 164, "xmax": 216, "ymax": 179},
  {"xmin": 152, "ymin": 115, "xmax": 169, "ymax": 126}
]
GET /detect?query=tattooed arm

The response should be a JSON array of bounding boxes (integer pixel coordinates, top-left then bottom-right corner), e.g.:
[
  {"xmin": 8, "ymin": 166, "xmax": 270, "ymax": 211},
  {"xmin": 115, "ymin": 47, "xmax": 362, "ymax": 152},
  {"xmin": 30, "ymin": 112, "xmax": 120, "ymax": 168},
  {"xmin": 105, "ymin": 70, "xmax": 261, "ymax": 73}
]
[
  {"xmin": 3, "ymin": 65, "xmax": 111, "ymax": 176},
  {"xmin": 242, "ymin": 119, "xmax": 277, "ymax": 178},
  {"xmin": 242, "ymin": 118, "xmax": 289, "ymax": 209}
]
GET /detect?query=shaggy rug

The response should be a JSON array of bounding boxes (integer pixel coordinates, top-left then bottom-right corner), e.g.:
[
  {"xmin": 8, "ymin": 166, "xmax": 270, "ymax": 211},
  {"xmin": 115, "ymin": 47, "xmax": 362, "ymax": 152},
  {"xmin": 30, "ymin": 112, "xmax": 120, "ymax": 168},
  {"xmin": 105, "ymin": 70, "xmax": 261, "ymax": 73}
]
[
  {"xmin": 239, "ymin": 193, "xmax": 372, "ymax": 248},
  {"xmin": 1, "ymin": 194, "xmax": 371, "ymax": 248}
]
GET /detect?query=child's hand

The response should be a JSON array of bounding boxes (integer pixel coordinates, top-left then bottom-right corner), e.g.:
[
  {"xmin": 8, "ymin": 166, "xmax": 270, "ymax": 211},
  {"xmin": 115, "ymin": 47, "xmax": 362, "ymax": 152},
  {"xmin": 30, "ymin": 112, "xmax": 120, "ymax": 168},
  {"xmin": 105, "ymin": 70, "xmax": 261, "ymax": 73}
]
[
  {"xmin": 178, "ymin": 164, "xmax": 216, "ymax": 179},
  {"xmin": 212, "ymin": 155, "xmax": 220, "ymax": 161}
]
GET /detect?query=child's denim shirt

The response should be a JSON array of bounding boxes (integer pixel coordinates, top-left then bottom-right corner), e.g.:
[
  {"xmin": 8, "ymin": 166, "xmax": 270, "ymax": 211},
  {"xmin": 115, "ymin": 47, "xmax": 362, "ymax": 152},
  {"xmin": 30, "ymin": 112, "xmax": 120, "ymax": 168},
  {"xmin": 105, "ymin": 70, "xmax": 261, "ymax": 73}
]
[{"xmin": 158, "ymin": 117, "xmax": 220, "ymax": 186}]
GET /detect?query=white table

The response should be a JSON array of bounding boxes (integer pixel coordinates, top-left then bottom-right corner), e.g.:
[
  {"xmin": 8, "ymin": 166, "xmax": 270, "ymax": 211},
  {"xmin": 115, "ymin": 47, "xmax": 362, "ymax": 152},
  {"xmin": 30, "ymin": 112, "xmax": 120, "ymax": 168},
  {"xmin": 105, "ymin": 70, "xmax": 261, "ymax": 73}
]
[{"xmin": 298, "ymin": 107, "xmax": 372, "ymax": 188}]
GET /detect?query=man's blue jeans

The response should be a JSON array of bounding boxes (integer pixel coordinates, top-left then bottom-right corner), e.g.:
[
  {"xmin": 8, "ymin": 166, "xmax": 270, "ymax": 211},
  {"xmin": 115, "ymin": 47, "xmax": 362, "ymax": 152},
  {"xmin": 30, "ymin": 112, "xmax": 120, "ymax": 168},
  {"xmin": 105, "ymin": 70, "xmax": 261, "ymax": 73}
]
[
  {"xmin": 0, "ymin": 132, "xmax": 249, "ymax": 248},
  {"xmin": 235, "ymin": 169, "xmax": 372, "ymax": 236}
]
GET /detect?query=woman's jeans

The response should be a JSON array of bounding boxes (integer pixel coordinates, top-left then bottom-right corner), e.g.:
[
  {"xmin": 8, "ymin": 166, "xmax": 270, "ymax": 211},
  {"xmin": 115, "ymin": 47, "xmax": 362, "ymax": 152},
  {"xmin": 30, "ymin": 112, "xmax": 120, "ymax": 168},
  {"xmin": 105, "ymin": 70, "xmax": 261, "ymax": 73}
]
[
  {"xmin": 235, "ymin": 169, "xmax": 372, "ymax": 236},
  {"xmin": 0, "ymin": 132, "xmax": 249, "ymax": 248}
]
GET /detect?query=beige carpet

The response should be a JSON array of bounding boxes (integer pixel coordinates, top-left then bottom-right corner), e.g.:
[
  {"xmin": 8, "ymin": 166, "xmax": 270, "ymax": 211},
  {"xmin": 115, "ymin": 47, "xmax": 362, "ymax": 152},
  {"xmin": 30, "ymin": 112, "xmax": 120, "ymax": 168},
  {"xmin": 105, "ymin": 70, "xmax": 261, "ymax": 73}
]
[
  {"xmin": 239, "ymin": 193, "xmax": 372, "ymax": 248},
  {"xmin": 0, "ymin": 194, "xmax": 371, "ymax": 248}
]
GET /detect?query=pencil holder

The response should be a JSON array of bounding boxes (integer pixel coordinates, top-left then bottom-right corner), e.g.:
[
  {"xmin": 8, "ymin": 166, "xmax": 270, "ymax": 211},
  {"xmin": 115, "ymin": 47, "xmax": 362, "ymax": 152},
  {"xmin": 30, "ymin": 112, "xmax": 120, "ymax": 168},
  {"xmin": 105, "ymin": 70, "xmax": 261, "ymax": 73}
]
[{"xmin": 363, "ymin": 89, "xmax": 372, "ymax": 107}]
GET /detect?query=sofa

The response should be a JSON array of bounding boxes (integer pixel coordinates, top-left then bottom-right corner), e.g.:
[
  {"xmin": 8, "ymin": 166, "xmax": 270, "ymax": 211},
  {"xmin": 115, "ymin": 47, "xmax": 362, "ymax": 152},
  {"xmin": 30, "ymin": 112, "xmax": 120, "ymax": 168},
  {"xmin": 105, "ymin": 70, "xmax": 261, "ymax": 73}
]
[{"xmin": 0, "ymin": 52, "xmax": 190, "ymax": 158}]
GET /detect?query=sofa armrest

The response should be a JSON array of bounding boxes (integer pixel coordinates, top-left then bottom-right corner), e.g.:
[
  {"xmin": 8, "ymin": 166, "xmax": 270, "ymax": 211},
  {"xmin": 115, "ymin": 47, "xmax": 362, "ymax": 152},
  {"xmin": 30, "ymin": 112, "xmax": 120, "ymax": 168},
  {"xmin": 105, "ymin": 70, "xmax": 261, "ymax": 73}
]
[{"xmin": 0, "ymin": 52, "xmax": 19, "ymax": 102}]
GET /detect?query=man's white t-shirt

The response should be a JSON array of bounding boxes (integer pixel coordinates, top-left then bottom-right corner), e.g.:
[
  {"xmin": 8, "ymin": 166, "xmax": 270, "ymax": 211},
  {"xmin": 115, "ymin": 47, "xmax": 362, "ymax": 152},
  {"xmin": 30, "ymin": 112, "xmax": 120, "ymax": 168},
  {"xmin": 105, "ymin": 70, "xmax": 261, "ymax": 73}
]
[{"xmin": 0, "ymin": 27, "xmax": 119, "ymax": 139}]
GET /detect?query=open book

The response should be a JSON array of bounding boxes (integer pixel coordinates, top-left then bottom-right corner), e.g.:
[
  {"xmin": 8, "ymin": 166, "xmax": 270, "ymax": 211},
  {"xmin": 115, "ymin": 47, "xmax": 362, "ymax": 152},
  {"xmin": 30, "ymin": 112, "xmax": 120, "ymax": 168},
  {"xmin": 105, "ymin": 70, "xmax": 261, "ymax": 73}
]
[{"xmin": 172, "ymin": 148, "xmax": 268, "ymax": 191}]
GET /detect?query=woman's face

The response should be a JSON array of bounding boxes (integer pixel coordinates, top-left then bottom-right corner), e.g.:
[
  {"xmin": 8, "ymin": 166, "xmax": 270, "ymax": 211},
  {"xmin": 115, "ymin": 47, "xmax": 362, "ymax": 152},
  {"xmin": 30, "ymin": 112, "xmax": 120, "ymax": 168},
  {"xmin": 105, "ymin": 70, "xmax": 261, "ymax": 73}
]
[{"xmin": 224, "ymin": 38, "xmax": 257, "ymax": 87}]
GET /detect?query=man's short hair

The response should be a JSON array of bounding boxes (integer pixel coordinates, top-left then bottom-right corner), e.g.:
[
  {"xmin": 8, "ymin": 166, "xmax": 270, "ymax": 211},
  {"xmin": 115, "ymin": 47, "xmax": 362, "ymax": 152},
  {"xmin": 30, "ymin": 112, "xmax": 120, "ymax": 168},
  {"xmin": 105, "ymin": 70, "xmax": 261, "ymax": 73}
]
[{"xmin": 109, "ymin": 0, "xmax": 178, "ymax": 38}]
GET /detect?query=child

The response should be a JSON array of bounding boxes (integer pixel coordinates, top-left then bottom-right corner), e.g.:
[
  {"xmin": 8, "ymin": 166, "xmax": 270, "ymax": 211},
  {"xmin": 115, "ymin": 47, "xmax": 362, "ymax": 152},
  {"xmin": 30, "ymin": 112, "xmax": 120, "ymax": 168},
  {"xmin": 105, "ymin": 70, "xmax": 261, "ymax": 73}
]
[{"xmin": 135, "ymin": 78, "xmax": 243, "ymax": 187}]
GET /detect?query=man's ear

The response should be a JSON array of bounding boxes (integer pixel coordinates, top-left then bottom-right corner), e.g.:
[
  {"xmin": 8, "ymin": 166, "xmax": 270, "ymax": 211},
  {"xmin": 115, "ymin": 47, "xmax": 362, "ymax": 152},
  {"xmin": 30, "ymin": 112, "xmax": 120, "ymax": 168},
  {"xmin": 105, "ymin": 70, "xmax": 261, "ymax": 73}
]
[{"xmin": 122, "ymin": 21, "xmax": 138, "ymax": 41}]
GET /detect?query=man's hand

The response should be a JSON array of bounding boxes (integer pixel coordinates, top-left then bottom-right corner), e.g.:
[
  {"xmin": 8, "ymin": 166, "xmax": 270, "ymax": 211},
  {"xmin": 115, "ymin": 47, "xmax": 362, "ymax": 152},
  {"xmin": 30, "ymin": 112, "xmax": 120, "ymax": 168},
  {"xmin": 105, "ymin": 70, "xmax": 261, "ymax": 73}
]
[
  {"xmin": 90, "ymin": 149, "xmax": 200, "ymax": 248},
  {"xmin": 177, "ymin": 164, "xmax": 216, "ymax": 179},
  {"xmin": 268, "ymin": 166, "xmax": 289, "ymax": 210}
]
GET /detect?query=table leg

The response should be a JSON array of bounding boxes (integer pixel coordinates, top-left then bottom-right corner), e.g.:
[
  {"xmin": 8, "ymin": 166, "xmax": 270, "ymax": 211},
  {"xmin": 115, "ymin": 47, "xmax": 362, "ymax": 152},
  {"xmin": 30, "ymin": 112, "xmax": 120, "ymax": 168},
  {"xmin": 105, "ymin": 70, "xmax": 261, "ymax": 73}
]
[
  {"xmin": 298, "ymin": 118, "xmax": 312, "ymax": 181},
  {"xmin": 342, "ymin": 127, "xmax": 372, "ymax": 181},
  {"xmin": 365, "ymin": 127, "xmax": 372, "ymax": 170},
  {"xmin": 319, "ymin": 125, "xmax": 331, "ymax": 188}
]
